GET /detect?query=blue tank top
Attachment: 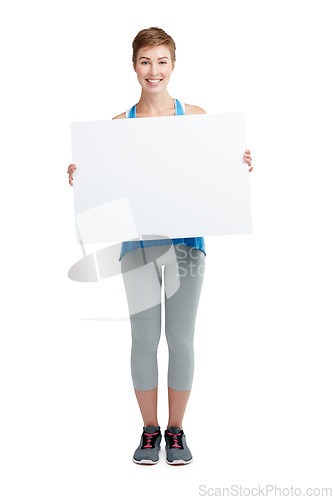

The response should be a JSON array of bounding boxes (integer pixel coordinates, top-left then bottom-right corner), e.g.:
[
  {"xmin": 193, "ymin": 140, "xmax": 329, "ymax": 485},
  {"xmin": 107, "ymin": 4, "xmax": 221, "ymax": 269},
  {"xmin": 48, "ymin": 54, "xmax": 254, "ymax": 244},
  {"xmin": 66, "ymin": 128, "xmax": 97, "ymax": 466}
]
[{"xmin": 119, "ymin": 98, "xmax": 206, "ymax": 261}]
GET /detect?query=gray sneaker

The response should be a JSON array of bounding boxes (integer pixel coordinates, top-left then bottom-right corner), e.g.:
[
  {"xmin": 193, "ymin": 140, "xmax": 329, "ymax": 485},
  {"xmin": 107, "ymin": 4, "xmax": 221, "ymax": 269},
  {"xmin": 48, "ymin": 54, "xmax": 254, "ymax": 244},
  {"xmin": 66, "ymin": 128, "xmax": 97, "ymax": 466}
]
[
  {"xmin": 132, "ymin": 425, "xmax": 162, "ymax": 465},
  {"xmin": 164, "ymin": 426, "xmax": 193, "ymax": 465}
]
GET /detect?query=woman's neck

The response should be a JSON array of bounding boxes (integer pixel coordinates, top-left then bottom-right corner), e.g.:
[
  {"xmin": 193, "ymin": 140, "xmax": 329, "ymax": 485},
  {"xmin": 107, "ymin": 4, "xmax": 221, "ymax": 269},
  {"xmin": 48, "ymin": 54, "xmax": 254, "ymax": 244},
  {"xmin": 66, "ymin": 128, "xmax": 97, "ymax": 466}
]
[{"xmin": 136, "ymin": 92, "xmax": 175, "ymax": 115}]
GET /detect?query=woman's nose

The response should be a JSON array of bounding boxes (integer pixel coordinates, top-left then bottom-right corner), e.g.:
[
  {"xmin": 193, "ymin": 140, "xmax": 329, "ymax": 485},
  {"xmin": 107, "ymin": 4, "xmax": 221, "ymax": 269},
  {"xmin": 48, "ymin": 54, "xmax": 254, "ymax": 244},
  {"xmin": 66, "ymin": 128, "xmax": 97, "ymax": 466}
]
[{"xmin": 149, "ymin": 65, "xmax": 159, "ymax": 75}]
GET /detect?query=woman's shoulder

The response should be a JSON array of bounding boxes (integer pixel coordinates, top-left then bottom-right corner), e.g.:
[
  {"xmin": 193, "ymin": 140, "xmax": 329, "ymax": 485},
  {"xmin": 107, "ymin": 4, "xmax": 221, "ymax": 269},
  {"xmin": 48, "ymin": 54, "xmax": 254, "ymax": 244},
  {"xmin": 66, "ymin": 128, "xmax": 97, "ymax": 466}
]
[
  {"xmin": 184, "ymin": 103, "xmax": 207, "ymax": 115},
  {"xmin": 112, "ymin": 112, "xmax": 127, "ymax": 120}
]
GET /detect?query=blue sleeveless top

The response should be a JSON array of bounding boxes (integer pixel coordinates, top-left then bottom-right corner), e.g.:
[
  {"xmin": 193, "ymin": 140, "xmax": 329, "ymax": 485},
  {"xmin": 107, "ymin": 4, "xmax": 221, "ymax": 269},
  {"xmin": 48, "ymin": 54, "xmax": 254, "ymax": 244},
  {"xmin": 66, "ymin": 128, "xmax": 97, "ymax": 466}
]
[{"xmin": 119, "ymin": 98, "xmax": 206, "ymax": 261}]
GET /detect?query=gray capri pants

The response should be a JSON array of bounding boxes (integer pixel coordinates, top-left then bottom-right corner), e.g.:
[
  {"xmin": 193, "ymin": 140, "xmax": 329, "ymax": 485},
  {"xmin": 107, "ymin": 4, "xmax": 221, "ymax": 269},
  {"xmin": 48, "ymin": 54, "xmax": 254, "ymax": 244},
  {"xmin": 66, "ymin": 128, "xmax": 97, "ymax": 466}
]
[{"xmin": 121, "ymin": 243, "xmax": 206, "ymax": 391}]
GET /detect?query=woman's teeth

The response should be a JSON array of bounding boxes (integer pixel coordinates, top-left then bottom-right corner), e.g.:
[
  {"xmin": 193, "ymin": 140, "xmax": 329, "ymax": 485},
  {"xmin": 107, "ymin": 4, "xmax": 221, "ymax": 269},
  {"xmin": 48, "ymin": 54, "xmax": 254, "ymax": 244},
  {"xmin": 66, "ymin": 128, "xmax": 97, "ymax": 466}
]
[{"xmin": 146, "ymin": 79, "xmax": 162, "ymax": 84}]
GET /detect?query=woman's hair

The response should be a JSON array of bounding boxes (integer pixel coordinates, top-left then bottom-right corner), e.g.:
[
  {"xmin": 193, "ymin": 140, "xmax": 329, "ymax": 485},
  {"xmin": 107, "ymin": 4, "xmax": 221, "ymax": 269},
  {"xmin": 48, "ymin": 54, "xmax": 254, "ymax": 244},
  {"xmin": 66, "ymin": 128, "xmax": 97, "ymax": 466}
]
[{"xmin": 132, "ymin": 27, "xmax": 176, "ymax": 68}]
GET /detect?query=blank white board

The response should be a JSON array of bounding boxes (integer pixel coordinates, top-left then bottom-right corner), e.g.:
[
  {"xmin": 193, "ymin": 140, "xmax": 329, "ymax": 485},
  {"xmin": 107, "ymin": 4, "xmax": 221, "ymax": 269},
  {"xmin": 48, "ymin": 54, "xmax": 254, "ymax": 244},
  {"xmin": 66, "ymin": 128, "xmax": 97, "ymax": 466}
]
[{"xmin": 71, "ymin": 113, "xmax": 252, "ymax": 244}]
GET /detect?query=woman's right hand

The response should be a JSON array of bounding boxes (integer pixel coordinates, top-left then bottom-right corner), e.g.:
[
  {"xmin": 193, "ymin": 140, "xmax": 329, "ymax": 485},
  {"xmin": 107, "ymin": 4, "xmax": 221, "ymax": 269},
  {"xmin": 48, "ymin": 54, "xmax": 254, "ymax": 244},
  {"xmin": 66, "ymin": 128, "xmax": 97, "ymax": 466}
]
[{"xmin": 67, "ymin": 164, "xmax": 77, "ymax": 186}]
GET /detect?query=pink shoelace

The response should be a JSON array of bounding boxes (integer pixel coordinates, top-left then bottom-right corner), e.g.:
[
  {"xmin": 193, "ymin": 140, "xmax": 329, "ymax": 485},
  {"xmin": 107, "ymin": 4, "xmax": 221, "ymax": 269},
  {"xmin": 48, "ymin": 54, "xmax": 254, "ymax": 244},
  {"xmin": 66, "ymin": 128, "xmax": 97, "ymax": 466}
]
[
  {"xmin": 167, "ymin": 431, "xmax": 182, "ymax": 448},
  {"xmin": 143, "ymin": 431, "xmax": 159, "ymax": 448}
]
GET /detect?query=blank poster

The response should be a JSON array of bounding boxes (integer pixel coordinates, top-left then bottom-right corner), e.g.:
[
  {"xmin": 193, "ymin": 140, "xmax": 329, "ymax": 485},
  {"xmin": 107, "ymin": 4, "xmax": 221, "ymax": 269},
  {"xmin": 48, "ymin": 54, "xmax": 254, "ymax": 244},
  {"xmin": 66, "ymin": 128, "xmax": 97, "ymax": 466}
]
[{"xmin": 71, "ymin": 112, "xmax": 252, "ymax": 244}]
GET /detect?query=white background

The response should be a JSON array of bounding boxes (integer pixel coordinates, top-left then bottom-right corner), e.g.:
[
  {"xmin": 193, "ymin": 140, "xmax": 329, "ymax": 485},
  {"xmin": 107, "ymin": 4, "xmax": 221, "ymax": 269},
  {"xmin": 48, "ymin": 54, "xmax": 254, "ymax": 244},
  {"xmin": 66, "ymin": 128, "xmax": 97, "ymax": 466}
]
[{"xmin": 1, "ymin": 0, "xmax": 332, "ymax": 498}]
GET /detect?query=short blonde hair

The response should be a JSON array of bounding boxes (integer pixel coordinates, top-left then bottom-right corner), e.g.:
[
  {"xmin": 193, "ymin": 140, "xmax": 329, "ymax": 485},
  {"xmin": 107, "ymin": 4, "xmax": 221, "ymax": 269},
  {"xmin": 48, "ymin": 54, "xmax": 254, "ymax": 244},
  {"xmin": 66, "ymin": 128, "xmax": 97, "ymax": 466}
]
[{"xmin": 132, "ymin": 27, "xmax": 176, "ymax": 69}]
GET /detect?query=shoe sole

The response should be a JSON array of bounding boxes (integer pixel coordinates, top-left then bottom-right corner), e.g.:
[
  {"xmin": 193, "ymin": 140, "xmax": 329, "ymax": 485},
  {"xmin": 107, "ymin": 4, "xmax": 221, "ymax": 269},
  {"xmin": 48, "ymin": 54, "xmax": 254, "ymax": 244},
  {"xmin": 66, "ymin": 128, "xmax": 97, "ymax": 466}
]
[
  {"xmin": 165, "ymin": 446, "xmax": 193, "ymax": 465},
  {"xmin": 132, "ymin": 457, "xmax": 159, "ymax": 465},
  {"xmin": 165, "ymin": 457, "xmax": 193, "ymax": 465}
]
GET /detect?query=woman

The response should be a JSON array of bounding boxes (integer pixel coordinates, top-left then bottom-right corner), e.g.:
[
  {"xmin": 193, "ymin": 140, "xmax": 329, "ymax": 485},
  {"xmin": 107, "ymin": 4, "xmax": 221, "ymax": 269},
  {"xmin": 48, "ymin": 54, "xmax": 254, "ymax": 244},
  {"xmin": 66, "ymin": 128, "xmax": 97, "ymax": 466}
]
[{"xmin": 67, "ymin": 26, "xmax": 253, "ymax": 466}]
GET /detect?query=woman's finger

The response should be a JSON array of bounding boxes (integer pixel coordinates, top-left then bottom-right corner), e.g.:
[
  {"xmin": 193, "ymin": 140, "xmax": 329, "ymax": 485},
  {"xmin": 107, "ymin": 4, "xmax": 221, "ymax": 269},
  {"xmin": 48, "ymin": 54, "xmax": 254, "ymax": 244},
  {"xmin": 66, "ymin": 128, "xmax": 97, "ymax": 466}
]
[{"xmin": 67, "ymin": 164, "xmax": 76, "ymax": 186}]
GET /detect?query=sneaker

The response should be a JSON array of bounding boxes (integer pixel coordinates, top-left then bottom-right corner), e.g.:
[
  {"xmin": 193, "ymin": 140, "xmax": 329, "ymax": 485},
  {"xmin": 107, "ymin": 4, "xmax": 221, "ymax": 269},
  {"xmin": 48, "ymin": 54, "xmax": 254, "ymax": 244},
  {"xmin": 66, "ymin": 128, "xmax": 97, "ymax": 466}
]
[
  {"xmin": 164, "ymin": 426, "xmax": 193, "ymax": 465},
  {"xmin": 132, "ymin": 425, "xmax": 162, "ymax": 465}
]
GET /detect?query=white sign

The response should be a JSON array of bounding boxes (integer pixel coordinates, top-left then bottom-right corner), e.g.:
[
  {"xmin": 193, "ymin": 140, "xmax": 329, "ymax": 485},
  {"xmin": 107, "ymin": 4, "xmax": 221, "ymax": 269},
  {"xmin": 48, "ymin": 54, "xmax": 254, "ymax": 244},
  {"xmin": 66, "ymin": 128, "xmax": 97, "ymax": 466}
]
[{"xmin": 71, "ymin": 113, "xmax": 252, "ymax": 244}]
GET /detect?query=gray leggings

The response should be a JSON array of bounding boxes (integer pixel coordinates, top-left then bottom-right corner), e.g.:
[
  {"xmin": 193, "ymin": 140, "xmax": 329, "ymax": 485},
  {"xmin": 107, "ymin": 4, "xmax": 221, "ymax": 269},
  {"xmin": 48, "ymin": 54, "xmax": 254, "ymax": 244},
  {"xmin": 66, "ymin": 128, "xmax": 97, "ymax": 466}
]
[{"xmin": 121, "ymin": 243, "xmax": 206, "ymax": 391}]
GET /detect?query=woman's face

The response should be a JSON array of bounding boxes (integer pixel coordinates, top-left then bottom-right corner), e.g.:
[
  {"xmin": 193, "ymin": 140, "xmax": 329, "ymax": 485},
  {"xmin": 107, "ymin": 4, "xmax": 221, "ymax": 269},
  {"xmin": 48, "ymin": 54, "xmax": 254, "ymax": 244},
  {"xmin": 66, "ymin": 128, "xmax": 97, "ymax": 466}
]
[{"xmin": 134, "ymin": 45, "xmax": 174, "ymax": 92}]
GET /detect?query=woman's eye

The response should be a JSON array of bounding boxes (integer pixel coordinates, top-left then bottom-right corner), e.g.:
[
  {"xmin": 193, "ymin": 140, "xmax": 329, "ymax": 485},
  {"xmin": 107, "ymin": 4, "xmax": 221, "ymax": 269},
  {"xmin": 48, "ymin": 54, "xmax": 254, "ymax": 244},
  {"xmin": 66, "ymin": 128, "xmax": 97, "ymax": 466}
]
[{"xmin": 141, "ymin": 61, "xmax": 166, "ymax": 64}]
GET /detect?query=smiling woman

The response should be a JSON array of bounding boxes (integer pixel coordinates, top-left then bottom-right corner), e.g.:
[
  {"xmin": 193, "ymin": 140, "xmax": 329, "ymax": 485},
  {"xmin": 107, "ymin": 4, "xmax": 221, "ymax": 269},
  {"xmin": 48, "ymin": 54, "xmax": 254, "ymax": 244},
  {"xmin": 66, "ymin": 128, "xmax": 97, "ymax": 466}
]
[
  {"xmin": 66, "ymin": 25, "xmax": 252, "ymax": 468},
  {"xmin": 109, "ymin": 27, "xmax": 208, "ymax": 467},
  {"xmin": 111, "ymin": 28, "xmax": 206, "ymax": 119}
]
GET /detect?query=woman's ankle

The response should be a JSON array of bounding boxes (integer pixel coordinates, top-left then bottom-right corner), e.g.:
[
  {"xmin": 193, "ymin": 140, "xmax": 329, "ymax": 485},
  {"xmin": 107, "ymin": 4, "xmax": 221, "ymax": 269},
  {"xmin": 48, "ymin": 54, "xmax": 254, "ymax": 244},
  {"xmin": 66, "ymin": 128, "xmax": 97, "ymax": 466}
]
[{"xmin": 167, "ymin": 422, "xmax": 183, "ymax": 430}]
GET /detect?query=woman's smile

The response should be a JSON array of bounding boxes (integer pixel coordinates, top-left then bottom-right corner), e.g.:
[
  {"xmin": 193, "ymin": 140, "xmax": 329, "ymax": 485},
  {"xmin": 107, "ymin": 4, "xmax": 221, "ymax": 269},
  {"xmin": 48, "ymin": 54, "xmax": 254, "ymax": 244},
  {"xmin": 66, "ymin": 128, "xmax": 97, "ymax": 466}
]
[{"xmin": 146, "ymin": 79, "xmax": 162, "ymax": 86}]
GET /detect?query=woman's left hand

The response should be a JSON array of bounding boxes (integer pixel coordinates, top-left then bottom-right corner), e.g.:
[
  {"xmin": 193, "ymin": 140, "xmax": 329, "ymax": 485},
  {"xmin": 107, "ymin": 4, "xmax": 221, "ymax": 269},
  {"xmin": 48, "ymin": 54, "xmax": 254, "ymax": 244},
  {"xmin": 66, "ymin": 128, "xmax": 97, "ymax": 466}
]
[{"xmin": 243, "ymin": 149, "xmax": 253, "ymax": 172}]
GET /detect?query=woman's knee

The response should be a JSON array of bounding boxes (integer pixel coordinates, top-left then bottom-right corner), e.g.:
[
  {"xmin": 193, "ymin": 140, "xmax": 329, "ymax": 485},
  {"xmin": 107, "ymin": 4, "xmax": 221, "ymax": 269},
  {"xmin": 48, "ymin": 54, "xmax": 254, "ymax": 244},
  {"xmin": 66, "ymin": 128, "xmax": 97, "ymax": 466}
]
[
  {"xmin": 131, "ymin": 326, "xmax": 161, "ymax": 353},
  {"xmin": 165, "ymin": 326, "xmax": 194, "ymax": 351}
]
